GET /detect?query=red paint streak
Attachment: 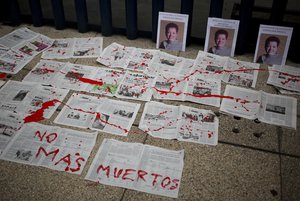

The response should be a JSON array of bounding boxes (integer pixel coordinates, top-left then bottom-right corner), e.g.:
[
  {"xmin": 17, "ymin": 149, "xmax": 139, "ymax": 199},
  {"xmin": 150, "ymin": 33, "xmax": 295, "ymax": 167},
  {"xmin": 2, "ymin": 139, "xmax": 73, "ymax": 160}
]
[
  {"xmin": 77, "ymin": 77, "xmax": 103, "ymax": 86},
  {"xmin": 0, "ymin": 73, "xmax": 6, "ymax": 79}
]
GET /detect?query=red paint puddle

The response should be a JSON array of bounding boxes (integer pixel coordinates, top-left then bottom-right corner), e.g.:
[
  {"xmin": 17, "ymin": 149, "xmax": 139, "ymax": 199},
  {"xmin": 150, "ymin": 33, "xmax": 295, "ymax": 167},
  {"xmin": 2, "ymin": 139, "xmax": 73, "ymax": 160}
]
[
  {"xmin": 0, "ymin": 73, "xmax": 7, "ymax": 79},
  {"xmin": 24, "ymin": 99, "xmax": 59, "ymax": 123}
]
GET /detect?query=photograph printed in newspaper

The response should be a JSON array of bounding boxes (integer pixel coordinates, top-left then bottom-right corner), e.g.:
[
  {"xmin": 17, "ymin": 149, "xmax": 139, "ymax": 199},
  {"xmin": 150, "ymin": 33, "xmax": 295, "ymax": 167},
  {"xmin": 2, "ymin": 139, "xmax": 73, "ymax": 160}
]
[
  {"xmin": 0, "ymin": 122, "xmax": 97, "ymax": 175},
  {"xmin": 85, "ymin": 138, "xmax": 184, "ymax": 198}
]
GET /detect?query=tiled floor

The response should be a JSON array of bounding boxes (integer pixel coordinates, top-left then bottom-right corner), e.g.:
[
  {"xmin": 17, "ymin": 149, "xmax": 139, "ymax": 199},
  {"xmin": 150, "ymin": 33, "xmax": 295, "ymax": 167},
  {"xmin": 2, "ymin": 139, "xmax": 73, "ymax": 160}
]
[{"xmin": 0, "ymin": 24, "xmax": 299, "ymax": 201}]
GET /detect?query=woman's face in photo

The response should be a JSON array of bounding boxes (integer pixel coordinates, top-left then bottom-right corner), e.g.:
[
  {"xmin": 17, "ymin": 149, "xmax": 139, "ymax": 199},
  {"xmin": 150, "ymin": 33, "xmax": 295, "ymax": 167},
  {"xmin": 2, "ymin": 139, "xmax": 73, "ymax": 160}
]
[
  {"xmin": 166, "ymin": 27, "xmax": 178, "ymax": 42},
  {"xmin": 266, "ymin": 41, "xmax": 278, "ymax": 55},
  {"xmin": 215, "ymin": 34, "xmax": 227, "ymax": 48}
]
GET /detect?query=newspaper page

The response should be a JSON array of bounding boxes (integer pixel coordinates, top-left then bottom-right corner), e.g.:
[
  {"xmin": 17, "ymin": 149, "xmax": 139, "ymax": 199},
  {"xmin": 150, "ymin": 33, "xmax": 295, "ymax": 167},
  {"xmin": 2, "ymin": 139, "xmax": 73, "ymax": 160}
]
[
  {"xmin": 139, "ymin": 101, "xmax": 179, "ymax": 139},
  {"xmin": 52, "ymin": 62, "xmax": 96, "ymax": 91},
  {"xmin": 1, "ymin": 122, "xmax": 97, "ymax": 175},
  {"xmin": 204, "ymin": 17, "xmax": 240, "ymax": 57},
  {"xmin": 0, "ymin": 49, "xmax": 32, "ymax": 74},
  {"xmin": 0, "ymin": 27, "xmax": 38, "ymax": 48},
  {"xmin": 223, "ymin": 58, "xmax": 260, "ymax": 88},
  {"xmin": 0, "ymin": 111, "xmax": 23, "ymax": 155},
  {"xmin": 192, "ymin": 50, "xmax": 229, "ymax": 80},
  {"xmin": 85, "ymin": 67, "xmax": 125, "ymax": 97},
  {"xmin": 72, "ymin": 37, "xmax": 103, "ymax": 58},
  {"xmin": 267, "ymin": 65, "xmax": 300, "ymax": 93},
  {"xmin": 177, "ymin": 105, "xmax": 218, "ymax": 145},
  {"xmin": 115, "ymin": 71, "xmax": 156, "ymax": 101},
  {"xmin": 152, "ymin": 73, "xmax": 187, "ymax": 101},
  {"xmin": 23, "ymin": 59, "xmax": 67, "ymax": 84},
  {"xmin": 258, "ymin": 92, "xmax": 297, "ymax": 129},
  {"xmin": 184, "ymin": 75, "xmax": 221, "ymax": 107},
  {"xmin": 0, "ymin": 80, "xmax": 68, "ymax": 118},
  {"xmin": 89, "ymin": 99, "xmax": 140, "ymax": 136},
  {"xmin": 12, "ymin": 34, "xmax": 54, "ymax": 57},
  {"xmin": 41, "ymin": 38, "xmax": 75, "ymax": 59},
  {"xmin": 54, "ymin": 93, "xmax": 107, "ymax": 129},
  {"xmin": 85, "ymin": 138, "xmax": 184, "ymax": 198},
  {"xmin": 220, "ymin": 85, "xmax": 261, "ymax": 119},
  {"xmin": 123, "ymin": 48, "xmax": 158, "ymax": 72},
  {"xmin": 96, "ymin": 42, "xmax": 134, "ymax": 68},
  {"xmin": 254, "ymin": 24, "xmax": 293, "ymax": 66},
  {"xmin": 146, "ymin": 51, "xmax": 189, "ymax": 75}
]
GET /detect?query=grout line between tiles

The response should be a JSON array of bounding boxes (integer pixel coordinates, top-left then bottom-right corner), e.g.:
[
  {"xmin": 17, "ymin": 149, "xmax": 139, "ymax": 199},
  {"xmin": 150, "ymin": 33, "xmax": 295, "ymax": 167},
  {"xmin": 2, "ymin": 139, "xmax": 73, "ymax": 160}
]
[
  {"xmin": 277, "ymin": 126, "xmax": 283, "ymax": 201},
  {"xmin": 218, "ymin": 140, "xmax": 300, "ymax": 159}
]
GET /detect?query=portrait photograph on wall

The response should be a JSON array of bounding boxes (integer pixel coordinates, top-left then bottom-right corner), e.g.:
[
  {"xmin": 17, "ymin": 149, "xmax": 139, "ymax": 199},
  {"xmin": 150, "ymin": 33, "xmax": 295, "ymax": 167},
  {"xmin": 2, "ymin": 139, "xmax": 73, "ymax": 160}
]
[
  {"xmin": 156, "ymin": 12, "xmax": 189, "ymax": 52},
  {"xmin": 204, "ymin": 17, "xmax": 240, "ymax": 57},
  {"xmin": 254, "ymin": 24, "xmax": 293, "ymax": 66}
]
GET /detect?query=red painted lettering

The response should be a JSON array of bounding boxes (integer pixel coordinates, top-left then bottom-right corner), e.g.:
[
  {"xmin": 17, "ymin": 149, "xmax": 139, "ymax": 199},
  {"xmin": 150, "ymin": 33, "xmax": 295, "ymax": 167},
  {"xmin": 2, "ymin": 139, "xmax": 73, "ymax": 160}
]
[
  {"xmin": 161, "ymin": 176, "xmax": 171, "ymax": 188},
  {"xmin": 54, "ymin": 153, "xmax": 72, "ymax": 171},
  {"xmin": 137, "ymin": 169, "xmax": 148, "ymax": 182},
  {"xmin": 35, "ymin": 146, "xmax": 59, "ymax": 161},
  {"xmin": 70, "ymin": 156, "xmax": 85, "ymax": 172},
  {"xmin": 96, "ymin": 164, "xmax": 110, "ymax": 178},
  {"xmin": 169, "ymin": 179, "xmax": 180, "ymax": 190},
  {"xmin": 113, "ymin": 167, "xmax": 123, "ymax": 178},
  {"xmin": 151, "ymin": 173, "xmax": 162, "ymax": 186},
  {"xmin": 122, "ymin": 169, "xmax": 136, "ymax": 181},
  {"xmin": 34, "ymin": 131, "xmax": 57, "ymax": 143}
]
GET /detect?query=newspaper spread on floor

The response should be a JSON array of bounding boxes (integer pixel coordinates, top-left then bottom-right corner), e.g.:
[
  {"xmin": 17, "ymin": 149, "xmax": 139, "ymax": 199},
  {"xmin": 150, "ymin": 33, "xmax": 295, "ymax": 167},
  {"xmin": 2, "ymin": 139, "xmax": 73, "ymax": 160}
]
[
  {"xmin": 0, "ymin": 122, "xmax": 97, "ymax": 175},
  {"xmin": 267, "ymin": 65, "xmax": 300, "ymax": 93},
  {"xmin": 85, "ymin": 138, "xmax": 184, "ymax": 198},
  {"xmin": 139, "ymin": 101, "xmax": 218, "ymax": 145},
  {"xmin": 41, "ymin": 37, "xmax": 103, "ymax": 59},
  {"xmin": 220, "ymin": 85, "xmax": 297, "ymax": 129},
  {"xmin": 54, "ymin": 93, "xmax": 140, "ymax": 136},
  {"xmin": 0, "ymin": 80, "xmax": 69, "ymax": 118},
  {"xmin": 153, "ymin": 73, "xmax": 221, "ymax": 107},
  {"xmin": 0, "ymin": 111, "xmax": 24, "ymax": 155},
  {"xmin": 0, "ymin": 27, "xmax": 54, "ymax": 74}
]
